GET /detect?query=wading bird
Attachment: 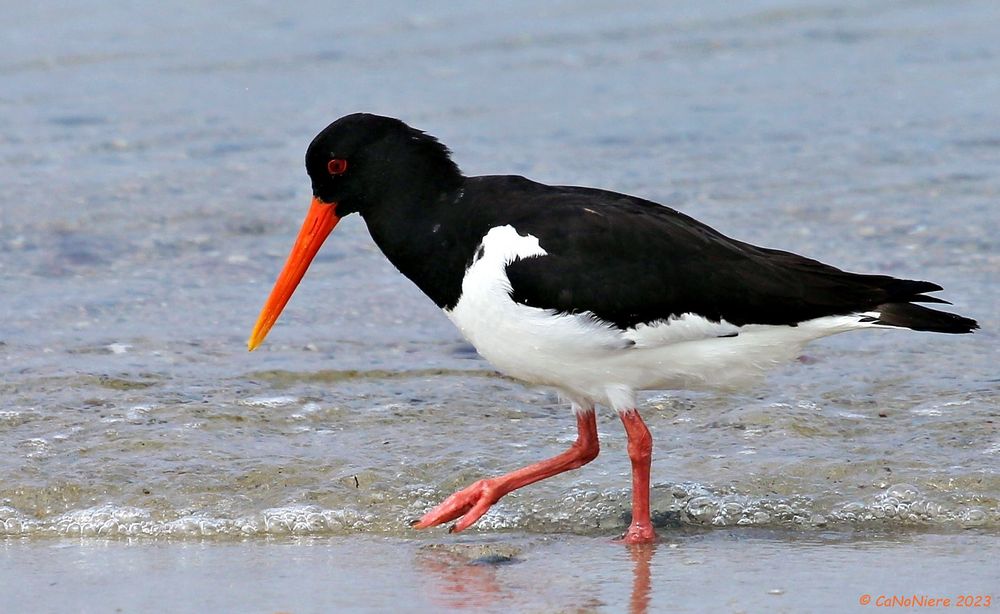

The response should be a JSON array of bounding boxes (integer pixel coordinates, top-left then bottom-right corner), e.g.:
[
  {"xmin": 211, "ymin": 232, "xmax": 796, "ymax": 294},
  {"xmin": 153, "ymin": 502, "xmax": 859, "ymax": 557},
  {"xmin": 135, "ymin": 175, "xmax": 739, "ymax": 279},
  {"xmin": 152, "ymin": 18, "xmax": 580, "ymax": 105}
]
[{"xmin": 248, "ymin": 114, "xmax": 977, "ymax": 543}]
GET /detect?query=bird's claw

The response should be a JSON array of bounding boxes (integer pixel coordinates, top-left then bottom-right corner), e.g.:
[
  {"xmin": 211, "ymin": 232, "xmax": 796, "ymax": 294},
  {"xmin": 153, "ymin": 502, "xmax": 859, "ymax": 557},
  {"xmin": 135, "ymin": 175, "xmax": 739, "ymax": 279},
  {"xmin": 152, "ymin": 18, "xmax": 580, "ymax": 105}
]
[
  {"xmin": 412, "ymin": 478, "xmax": 502, "ymax": 533},
  {"xmin": 618, "ymin": 522, "xmax": 659, "ymax": 545}
]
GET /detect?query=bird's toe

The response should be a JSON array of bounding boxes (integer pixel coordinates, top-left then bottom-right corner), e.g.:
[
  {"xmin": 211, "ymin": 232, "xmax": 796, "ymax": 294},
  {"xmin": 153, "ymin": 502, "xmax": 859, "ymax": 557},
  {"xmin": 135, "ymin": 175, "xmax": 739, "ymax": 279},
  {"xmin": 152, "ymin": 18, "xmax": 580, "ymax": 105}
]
[{"xmin": 413, "ymin": 478, "xmax": 501, "ymax": 532}]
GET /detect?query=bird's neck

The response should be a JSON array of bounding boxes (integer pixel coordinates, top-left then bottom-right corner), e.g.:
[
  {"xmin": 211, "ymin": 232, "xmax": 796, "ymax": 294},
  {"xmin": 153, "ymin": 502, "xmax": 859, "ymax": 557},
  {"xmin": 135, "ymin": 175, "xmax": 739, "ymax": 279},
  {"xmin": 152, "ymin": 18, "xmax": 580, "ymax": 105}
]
[{"xmin": 360, "ymin": 180, "xmax": 475, "ymax": 310}]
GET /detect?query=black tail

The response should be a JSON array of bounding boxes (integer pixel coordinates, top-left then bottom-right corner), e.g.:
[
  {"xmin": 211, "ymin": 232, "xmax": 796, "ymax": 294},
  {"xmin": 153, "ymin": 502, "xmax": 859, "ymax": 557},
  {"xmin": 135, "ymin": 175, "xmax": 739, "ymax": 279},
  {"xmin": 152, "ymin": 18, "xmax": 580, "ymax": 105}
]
[{"xmin": 873, "ymin": 302, "xmax": 979, "ymax": 334}]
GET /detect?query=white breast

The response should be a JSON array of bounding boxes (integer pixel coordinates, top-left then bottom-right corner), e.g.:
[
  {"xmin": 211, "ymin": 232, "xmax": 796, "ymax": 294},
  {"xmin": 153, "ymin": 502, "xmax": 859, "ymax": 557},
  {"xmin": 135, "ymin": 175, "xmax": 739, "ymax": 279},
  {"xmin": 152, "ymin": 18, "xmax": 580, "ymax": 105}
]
[{"xmin": 445, "ymin": 225, "xmax": 881, "ymax": 411}]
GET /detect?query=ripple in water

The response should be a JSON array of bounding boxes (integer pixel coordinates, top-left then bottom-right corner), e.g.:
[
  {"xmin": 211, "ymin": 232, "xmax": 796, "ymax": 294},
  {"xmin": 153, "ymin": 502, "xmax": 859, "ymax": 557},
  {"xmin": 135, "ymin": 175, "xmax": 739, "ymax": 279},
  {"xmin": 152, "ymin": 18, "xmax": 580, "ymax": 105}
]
[{"xmin": 2, "ymin": 481, "xmax": 993, "ymax": 539}]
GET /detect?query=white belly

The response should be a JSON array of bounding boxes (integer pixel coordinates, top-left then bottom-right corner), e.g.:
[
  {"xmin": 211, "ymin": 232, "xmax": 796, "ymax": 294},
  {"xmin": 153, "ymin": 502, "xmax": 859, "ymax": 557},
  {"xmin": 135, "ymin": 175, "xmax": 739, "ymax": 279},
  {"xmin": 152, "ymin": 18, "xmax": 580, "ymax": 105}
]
[{"xmin": 445, "ymin": 225, "xmax": 877, "ymax": 411}]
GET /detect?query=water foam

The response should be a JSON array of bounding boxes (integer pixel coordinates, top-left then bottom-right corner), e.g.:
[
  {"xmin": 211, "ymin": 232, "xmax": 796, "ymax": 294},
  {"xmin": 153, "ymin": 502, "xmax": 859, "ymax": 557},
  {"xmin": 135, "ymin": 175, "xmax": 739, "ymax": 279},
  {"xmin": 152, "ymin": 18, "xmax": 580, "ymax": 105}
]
[{"xmin": 0, "ymin": 504, "xmax": 376, "ymax": 538}]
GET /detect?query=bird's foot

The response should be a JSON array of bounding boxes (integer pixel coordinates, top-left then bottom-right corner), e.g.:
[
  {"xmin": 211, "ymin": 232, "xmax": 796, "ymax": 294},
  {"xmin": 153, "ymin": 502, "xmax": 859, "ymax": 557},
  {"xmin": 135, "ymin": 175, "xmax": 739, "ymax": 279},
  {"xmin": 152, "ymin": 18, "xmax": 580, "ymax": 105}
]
[
  {"xmin": 619, "ymin": 521, "xmax": 658, "ymax": 545},
  {"xmin": 413, "ymin": 478, "xmax": 502, "ymax": 533}
]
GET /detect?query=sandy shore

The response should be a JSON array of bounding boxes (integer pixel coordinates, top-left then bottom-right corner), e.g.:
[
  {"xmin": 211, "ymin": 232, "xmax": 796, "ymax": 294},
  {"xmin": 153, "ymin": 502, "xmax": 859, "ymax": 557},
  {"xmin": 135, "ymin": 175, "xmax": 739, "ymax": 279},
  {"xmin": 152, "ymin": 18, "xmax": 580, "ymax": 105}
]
[{"xmin": 4, "ymin": 530, "xmax": 996, "ymax": 613}]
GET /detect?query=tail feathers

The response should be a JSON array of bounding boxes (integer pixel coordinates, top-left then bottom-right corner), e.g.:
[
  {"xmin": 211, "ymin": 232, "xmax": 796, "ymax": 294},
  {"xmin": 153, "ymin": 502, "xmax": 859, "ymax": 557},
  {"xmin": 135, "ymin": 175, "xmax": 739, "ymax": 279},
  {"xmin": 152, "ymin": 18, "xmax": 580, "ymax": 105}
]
[
  {"xmin": 882, "ymin": 278, "xmax": 943, "ymax": 297},
  {"xmin": 873, "ymin": 302, "xmax": 979, "ymax": 334},
  {"xmin": 879, "ymin": 278, "xmax": 953, "ymax": 304}
]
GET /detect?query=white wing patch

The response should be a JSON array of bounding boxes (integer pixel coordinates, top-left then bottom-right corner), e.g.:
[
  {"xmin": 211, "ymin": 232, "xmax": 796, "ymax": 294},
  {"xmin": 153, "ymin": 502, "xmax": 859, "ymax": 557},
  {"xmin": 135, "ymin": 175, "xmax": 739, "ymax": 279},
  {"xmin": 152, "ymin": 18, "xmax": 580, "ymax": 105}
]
[{"xmin": 623, "ymin": 314, "xmax": 741, "ymax": 347}]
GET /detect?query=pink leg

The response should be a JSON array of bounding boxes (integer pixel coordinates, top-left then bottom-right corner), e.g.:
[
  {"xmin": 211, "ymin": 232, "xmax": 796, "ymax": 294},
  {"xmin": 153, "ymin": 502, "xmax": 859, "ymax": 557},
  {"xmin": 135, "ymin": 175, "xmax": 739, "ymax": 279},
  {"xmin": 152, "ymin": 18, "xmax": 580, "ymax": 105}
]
[
  {"xmin": 619, "ymin": 409, "xmax": 658, "ymax": 544},
  {"xmin": 414, "ymin": 410, "xmax": 599, "ymax": 533}
]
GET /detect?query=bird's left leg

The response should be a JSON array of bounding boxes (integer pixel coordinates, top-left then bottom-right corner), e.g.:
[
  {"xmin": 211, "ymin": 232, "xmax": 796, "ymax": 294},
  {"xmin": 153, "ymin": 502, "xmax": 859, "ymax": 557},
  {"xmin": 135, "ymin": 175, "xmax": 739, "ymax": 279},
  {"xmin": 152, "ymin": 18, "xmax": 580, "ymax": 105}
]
[
  {"xmin": 414, "ymin": 405, "xmax": 599, "ymax": 533},
  {"xmin": 619, "ymin": 409, "xmax": 658, "ymax": 544}
]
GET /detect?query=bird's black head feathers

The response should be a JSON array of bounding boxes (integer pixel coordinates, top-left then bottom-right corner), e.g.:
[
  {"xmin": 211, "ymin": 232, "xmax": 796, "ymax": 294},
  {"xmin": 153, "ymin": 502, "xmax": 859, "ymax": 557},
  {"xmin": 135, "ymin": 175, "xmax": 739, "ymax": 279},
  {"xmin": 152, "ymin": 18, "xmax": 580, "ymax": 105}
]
[{"xmin": 305, "ymin": 113, "xmax": 463, "ymax": 216}]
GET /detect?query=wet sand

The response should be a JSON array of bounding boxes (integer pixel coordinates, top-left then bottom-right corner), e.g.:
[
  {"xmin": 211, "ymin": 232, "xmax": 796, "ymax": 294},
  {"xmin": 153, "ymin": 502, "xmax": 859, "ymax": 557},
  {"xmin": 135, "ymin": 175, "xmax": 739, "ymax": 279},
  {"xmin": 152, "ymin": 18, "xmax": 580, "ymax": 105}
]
[{"xmin": 4, "ymin": 531, "xmax": 997, "ymax": 613}]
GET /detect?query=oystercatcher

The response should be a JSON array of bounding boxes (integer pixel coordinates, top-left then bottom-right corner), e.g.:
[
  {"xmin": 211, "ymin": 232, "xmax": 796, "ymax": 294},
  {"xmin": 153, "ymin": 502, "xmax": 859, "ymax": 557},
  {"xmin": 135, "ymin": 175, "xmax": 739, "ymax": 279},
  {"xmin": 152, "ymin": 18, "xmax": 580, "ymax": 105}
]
[{"xmin": 248, "ymin": 113, "xmax": 978, "ymax": 543}]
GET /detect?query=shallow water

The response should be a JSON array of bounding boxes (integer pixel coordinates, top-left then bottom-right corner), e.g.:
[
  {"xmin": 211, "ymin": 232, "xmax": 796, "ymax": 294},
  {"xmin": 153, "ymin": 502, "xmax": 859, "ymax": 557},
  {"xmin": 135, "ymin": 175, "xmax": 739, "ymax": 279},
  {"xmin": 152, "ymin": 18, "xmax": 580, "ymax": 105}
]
[
  {"xmin": 4, "ymin": 531, "xmax": 998, "ymax": 613},
  {"xmin": 2, "ymin": 0, "xmax": 998, "ymax": 554}
]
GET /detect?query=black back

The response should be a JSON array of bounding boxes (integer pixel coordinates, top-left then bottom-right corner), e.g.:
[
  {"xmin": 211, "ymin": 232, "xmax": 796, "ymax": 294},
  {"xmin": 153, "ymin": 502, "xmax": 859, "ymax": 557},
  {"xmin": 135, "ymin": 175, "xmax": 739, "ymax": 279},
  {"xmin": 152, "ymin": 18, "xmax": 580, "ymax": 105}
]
[{"xmin": 309, "ymin": 114, "xmax": 978, "ymax": 334}]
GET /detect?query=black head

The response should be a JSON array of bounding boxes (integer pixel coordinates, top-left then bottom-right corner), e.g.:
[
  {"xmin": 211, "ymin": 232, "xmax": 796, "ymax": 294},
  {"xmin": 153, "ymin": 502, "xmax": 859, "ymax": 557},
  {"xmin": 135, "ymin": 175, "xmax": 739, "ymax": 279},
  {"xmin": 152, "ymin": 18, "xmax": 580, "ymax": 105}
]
[
  {"xmin": 305, "ymin": 113, "xmax": 463, "ymax": 216},
  {"xmin": 247, "ymin": 114, "xmax": 464, "ymax": 350}
]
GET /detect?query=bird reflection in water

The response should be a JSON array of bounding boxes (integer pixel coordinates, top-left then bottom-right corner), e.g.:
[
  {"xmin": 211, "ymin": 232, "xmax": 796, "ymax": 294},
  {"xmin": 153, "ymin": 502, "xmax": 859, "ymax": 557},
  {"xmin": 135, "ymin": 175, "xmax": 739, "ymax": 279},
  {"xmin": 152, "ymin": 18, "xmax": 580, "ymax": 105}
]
[
  {"xmin": 414, "ymin": 541, "xmax": 657, "ymax": 613},
  {"xmin": 415, "ymin": 546, "xmax": 516, "ymax": 610},
  {"xmin": 627, "ymin": 542, "xmax": 656, "ymax": 614}
]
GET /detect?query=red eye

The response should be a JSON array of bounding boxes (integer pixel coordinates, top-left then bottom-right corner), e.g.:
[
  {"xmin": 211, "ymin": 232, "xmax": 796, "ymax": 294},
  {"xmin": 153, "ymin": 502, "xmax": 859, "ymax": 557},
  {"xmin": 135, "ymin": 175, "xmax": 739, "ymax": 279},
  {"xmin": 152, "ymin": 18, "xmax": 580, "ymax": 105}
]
[{"xmin": 327, "ymin": 158, "xmax": 348, "ymax": 175}]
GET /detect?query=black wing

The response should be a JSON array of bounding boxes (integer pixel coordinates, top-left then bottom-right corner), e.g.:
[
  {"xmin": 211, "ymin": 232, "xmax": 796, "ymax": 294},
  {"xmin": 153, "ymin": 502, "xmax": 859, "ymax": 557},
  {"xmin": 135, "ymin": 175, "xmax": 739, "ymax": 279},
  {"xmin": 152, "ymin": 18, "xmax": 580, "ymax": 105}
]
[{"xmin": 481, "ymin": 179, "xmax": 975, "ymax": 333}]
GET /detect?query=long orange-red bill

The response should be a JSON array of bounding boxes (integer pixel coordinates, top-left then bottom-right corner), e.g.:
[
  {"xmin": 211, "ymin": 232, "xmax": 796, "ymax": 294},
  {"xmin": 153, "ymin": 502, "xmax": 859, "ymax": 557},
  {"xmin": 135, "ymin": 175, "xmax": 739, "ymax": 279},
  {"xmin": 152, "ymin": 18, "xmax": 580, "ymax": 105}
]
[{"xmin": 248, "ymin": 197, "xmax": 340, "ymax": 351}]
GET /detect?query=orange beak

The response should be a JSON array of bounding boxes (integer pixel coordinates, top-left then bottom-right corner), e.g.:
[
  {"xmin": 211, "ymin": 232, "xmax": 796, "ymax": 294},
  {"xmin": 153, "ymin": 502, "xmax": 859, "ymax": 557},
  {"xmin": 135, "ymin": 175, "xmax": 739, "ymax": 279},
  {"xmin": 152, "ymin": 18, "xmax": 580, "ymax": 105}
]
[{"xmin": 247, "ymin": 197, "xmax": 340, "ymax": 351}]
